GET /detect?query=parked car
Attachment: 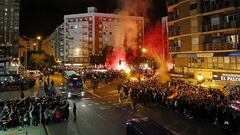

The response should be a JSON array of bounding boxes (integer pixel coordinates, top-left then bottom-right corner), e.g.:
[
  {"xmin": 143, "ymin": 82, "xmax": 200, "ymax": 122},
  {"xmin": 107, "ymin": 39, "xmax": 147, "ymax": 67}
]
[{"xmin": 26, "ymin": 70, "xmax": 43, "ymax": 77}]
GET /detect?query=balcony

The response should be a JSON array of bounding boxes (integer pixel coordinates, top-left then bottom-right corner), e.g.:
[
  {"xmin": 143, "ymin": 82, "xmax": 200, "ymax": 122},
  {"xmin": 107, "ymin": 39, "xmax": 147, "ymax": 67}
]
[
  {"xmin": 168, "ymin": 30, "xmax": 180, "ymax": 37},
  {"xmin": 202, "ymin": 21, "xmax": 239, "ymax": 32},
  {"xmin": 168, "ymin": 14, "xmax": 180, "ymax": 22},
  {"xmin": 201, "ymin": 0, "xmax": 239, "ymax": 13},
  {"xmin": 169, "ymin": 46, "xmax": 181, "ymax": 52},
  {"xmin": 167, "ymin": 0, "xmax": 179, "ymax": 7},
  {"xmin": 203, "ymin": 42, "xmax": 240, "ymax": 51}
]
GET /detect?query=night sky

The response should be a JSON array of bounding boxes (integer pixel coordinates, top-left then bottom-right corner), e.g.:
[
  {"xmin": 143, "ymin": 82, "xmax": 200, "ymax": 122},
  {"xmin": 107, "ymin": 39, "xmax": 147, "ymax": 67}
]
[{"xmin": 20, "ymin": 0, "xmax": 166, "ymax": 38}]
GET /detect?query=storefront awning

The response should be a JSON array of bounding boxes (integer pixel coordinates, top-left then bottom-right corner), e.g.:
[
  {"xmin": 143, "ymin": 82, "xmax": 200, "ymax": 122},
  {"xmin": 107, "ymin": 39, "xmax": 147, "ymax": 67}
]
[
  {"xmin": 213, "ymin": 52, "xmax": 230, "ymax": 57},
  {"xmin": 229, "ymin": 52, "xmax": 240, "ymax": 57},
  {"xmin": 213, "ymin": 52, "xmax": 240, "ymax": 57},
  {"xmin": 176, "ymin": 54, "xmax": 196, "ymax": 58}
]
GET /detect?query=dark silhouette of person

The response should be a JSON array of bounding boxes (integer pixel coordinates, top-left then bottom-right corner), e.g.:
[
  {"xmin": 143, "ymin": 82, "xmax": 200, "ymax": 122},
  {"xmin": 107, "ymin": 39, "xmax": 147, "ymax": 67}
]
[
  {"xmin": 20, "ymin": 83, "xmax": 25, "ymax": 99},
  {"xmin": 73, "ymin": 103, "xmax": 76, "ymax": 121},
  {"xmin": 47, "ymin": 76, "xmax": 50, "ymax": 85},
  {"xmin": 51, "ymin": 80, "xmax": 54, "ymax": 87}
]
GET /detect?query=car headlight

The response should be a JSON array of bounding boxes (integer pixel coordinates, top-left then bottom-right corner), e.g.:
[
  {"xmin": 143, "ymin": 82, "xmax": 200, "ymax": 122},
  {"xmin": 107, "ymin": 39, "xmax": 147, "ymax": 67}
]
[{"xmin": 68, "ymin": 92, "xmax": 71, "ymax": 98}]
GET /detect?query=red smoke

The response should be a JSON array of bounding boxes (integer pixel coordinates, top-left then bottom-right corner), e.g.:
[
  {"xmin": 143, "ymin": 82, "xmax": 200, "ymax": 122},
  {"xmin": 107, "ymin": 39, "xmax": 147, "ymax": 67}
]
[
  {"xmin": 105, "ymin": 46, "xmax": 127, "ymax": 70},
  {"xmin": 144, "ymin": 21, "xmax": 169, "ymax": 62}
]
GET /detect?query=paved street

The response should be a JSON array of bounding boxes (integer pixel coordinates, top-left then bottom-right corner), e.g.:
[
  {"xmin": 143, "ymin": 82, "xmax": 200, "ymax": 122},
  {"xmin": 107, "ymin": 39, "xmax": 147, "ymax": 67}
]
[
  {"xmin": 0, "ymin": 125, "xmax": 46, "ymax": 135},
  {"xmin": 0, "ymin": 74, "xmax": 225, "ymax": 135},
  {"xmin": 46, "ymin": 77, "xmax": 224, "ymax": 135}
]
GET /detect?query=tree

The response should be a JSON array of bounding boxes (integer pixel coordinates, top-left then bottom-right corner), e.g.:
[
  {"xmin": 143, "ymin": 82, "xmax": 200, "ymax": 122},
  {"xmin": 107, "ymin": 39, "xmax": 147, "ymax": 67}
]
[{"xmin": 20, "ymin": 50, "xmax": 56, "ymax": 70}]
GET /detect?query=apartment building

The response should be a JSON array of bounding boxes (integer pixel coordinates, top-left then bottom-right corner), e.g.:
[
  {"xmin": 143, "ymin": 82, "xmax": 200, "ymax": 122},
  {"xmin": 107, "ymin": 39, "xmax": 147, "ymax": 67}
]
[
  {"xmin": 42, "ymin": 34, "xmax": 55, "ymax": 58},
  {"xmin": 0, "ymin": 0, "xmax": 20, "ymax": 73},
  {"xmin": 63, "ymin": 7, "xmax": 144, "ymax": 65},
  {"xmin": 53, "ymin": 24, "xmax": 64, "ymax": 62},
  {"xmin": 167, "ymin": 0, "xmax": 240, "ymax": 83},
  {"xmin": 0, "ymin": 0, "xmax": 20, "ymax": 44}
]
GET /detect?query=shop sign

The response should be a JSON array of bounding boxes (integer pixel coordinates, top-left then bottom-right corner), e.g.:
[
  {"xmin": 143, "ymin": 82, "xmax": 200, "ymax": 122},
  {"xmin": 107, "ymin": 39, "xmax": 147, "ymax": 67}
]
[
  {"xmin": 213, "ymin": 72, "xmax": 240, "ymax": 82},
  {"xmin": 197, "ymin": 53, "xmax": 214, "ymax": 57}
]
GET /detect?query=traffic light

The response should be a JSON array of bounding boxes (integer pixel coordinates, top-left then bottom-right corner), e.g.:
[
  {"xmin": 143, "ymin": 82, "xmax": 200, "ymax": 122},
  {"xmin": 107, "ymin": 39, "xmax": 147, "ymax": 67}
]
[{"xmin": 119, "ymin": 60, "xmax": 121, "ymax": 65}]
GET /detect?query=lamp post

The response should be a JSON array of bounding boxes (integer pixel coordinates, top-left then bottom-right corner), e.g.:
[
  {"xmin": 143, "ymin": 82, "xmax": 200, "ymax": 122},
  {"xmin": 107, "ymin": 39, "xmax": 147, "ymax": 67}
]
[
  {"xmin": 36, "ymin": 36, "xmax": 42, "ymax": 50},
  {"xmin": 197, "ymin": 74, "xmax": 204, "ymax": 87},
  {"xmin": 138, "ymin": 48, "xmax": 147, "ymax": 82}
]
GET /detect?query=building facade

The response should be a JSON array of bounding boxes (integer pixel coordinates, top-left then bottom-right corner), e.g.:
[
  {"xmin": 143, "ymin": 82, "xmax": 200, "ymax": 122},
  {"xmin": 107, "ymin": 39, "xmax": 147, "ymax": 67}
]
[
  {"xmin": 53, "ymin": 24, "xmax": 64, "ymax": 62},
  {"xmin": 42, "ymin": 34, "xmax": 55, "ymax": 58},
  {"xmin": 0, "ymin": 0, "xmax": 20, "ymax": 74},
  {"xmin": 0, "ymin": 0, "xmax": 20, "ymax": 44},
  {"xmin": 167, "ymin": 0, "xmax": 240, "ymax": 83},
  {"xmin": 18, "ymin": 37, "xmax": 38, "ymax": 58},
  {"xmin": 63, "ymin": 7, "xmax": 144, "ymax": 65}
]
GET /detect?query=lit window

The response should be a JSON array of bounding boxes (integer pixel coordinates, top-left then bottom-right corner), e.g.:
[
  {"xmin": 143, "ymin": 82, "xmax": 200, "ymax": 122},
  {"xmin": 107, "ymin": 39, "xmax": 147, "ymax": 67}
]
[{"xmin": 192, "ymin": 37, "xmax": 199, "ymax": 45}]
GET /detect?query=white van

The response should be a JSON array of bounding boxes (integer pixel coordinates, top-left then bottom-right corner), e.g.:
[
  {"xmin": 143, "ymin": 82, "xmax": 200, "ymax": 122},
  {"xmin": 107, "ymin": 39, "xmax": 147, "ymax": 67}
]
[{"xmin": 26, "ymin": 70, "xmax": 43, "ymax": 77}]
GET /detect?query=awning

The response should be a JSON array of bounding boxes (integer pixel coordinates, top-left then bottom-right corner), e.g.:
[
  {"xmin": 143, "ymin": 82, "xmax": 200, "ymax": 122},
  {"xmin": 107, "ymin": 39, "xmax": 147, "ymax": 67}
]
[
  {"xmin": 213, "ymin": 52, "xmax": 240, "ymax": 57},
  {"xmin": 176, "ymin": 54, "xmax": 196, "ymax": 58},
  {"xmin": 213, "ymin": 52, "xmax": 230, "ymax": 57},
  {"xmin": 229, "ymin": 52, "xmax": 240, "ymax": 57}
]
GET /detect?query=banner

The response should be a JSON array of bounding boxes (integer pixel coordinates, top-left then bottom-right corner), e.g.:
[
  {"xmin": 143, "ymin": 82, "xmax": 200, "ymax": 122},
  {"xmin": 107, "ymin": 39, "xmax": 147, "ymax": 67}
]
[{"xmin": 213, "ymin": 72, "xmax": 240, "ymax": 82}]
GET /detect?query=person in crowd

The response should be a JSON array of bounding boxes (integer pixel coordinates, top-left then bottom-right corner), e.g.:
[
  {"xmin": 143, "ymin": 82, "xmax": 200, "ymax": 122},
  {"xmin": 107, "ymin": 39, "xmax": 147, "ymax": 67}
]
[
  {"xmin": 51, "ymin": 80, "xmax": 55, "ymax": 87},
  {"xmin": 119, "ymin": 76, "xmax": 240, "ymax": 134},
  {"xmin": 47, "ymin": 76, "xmax": 50, "ymax": 85},
  {"xmin": 0, "ymin": 96, "xmax": 69, "ymax": 131},
  {"xmin": 73, "ymin": 102, "xmax": 76, "ymax": 121},
  {"xmin": 28, "ymin": 102, "xmax": 34, "ymax": 126}
]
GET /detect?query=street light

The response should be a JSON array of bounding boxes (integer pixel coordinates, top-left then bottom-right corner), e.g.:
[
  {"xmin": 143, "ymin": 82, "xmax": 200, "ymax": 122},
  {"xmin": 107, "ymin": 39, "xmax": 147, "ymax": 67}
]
[
  {"xmin": 142, "ymin": 48, "xmax": 147, "ymax": 53},
  {"xmin": 37, "ymin": 36, "xmax": 42, "ymax": 40}
]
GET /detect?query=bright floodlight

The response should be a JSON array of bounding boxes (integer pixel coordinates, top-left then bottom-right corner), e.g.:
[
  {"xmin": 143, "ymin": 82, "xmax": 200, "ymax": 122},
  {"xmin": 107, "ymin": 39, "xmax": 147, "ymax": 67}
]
[
  {"xmin": 144, "ymin": 63, "xmax": 148, "ymax": 68},
  {"xmin": 75, "ymin": 48, "xmax": 80, "ymax": 52},
  {"xmin": 197, "ymin": 74, "xmax": 203, "ymax": 81},
  {"xmin": 125, "ymin": 68, "xmax": 131, "ymax": 74},
  {"xmin": 142, "ymin": 48, "xmax": 147, "ymax": 53}
]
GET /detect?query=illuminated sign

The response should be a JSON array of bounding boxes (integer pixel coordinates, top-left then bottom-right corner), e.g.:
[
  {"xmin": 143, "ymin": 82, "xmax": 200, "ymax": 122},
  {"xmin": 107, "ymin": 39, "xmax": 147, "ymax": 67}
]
[{"xmin": 213, "ymin": 72, "xmax": 240, "ymax": 82}]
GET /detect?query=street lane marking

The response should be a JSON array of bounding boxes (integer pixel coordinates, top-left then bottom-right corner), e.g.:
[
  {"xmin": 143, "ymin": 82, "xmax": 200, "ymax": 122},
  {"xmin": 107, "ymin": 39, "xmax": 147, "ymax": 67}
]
[
  {"xmin": 81, "ymin": 97, "xmax": 91, "ymax": 100},
  {"xmin": 96, "ymin": 114, "xmax": 106, "ymax": 121},
  {"xmin": 128, "ymin": 111, "xmax": 134, "ymax": 114}
]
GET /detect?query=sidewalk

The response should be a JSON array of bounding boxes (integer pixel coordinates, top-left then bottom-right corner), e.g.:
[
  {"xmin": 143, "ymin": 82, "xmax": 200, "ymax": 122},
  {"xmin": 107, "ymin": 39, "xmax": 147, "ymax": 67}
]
[{"xmin": 0, "ymin": 125, "xmax": 46, "ymax": 135}]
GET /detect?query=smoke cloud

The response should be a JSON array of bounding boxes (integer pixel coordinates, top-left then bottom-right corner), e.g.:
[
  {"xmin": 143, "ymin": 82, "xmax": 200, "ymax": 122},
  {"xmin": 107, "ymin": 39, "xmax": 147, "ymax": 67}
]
[{"xmin": 105, "ymin": 0, "xmax": 171, "ymax": 83}]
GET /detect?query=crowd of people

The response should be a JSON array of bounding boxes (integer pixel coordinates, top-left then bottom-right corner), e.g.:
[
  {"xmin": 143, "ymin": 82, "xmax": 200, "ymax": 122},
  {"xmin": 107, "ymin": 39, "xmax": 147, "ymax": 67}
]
[
  {"xmin": 82, "ymin": 69, "xmax": 122, "ymax": 92},
  {"xmin": 0, "ymin": 96, "xmax": 69, "ymax": 131},
  {"xmin": 119, "ymin": 77, "xmax": 240, "ymax": 134}
]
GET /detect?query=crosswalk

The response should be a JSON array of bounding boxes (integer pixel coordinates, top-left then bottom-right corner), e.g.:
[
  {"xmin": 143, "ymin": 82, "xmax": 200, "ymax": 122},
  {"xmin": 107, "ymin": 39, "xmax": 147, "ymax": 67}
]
[{"xmin": 68, "ymin": 96, "xmax": 136, "ymax": 115}]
